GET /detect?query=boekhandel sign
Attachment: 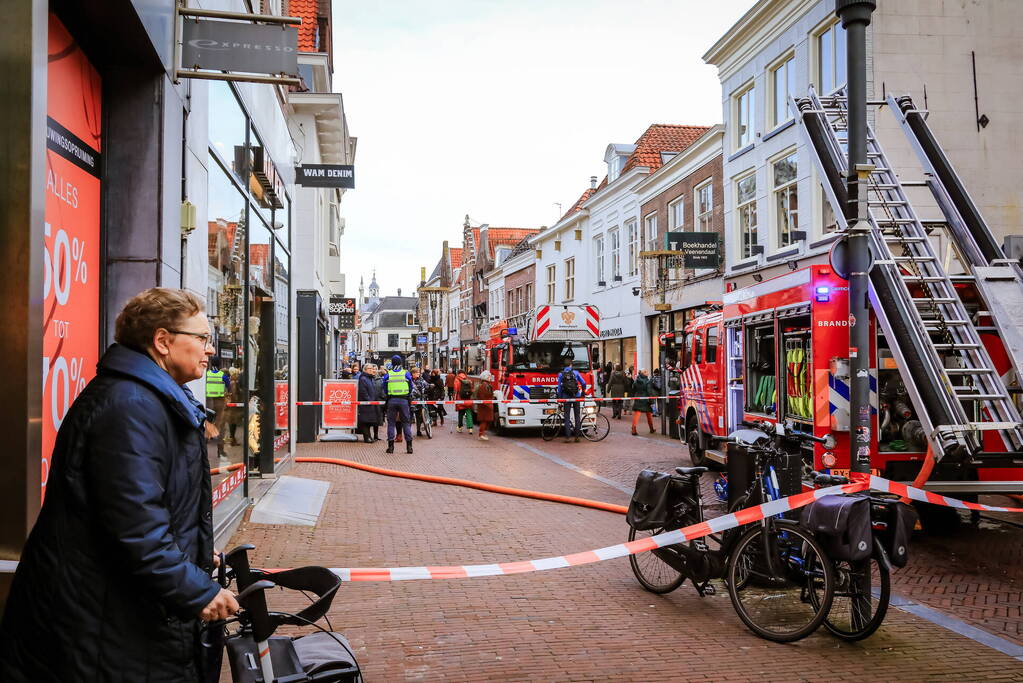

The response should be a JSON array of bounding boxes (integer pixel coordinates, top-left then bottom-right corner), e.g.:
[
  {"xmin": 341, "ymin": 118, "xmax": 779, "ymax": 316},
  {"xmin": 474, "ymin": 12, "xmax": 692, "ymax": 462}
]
[{"xmin": 665, "ymin": 231, "xmax": 720, "ymax": 269}]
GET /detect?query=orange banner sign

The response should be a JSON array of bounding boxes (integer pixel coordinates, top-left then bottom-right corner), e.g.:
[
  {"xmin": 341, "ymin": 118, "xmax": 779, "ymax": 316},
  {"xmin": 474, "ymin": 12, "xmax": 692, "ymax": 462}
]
[{"xmin": 322, "ymin": 380, "xmax": 358, "ymax": 429}]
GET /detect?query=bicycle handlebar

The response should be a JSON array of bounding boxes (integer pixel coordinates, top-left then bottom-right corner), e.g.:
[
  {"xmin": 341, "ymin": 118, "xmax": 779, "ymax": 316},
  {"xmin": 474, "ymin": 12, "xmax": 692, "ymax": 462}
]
[{"xmin": 811, "ymin": 471, "xmax": 849, "ymax": 487}]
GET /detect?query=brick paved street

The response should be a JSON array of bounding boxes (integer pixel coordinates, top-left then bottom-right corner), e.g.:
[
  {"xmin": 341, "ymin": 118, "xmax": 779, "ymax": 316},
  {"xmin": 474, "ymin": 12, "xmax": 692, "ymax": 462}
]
[{"xmin": 224, "ymin": 420, "xmax": 1023, "ymax": 681}]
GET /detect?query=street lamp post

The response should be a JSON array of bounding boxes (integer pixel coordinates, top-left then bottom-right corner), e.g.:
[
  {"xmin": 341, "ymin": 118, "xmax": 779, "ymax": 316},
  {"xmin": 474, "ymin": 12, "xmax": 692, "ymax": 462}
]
[{"xmin": 836, "ymin": 0, "xmax": 876, "ymax": 477}]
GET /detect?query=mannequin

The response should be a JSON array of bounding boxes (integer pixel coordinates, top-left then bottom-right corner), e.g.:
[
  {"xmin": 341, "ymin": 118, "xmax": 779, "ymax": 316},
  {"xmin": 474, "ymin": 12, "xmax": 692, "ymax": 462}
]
[{"xmin": 247, "ymin": 315, "xmax": 260, "ymax": 392}]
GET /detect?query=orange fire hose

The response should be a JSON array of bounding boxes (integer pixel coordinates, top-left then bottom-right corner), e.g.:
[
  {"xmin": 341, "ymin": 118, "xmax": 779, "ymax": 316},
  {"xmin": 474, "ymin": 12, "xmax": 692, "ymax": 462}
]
[
  {"xmin": 294, "ymin": 456, "xmax": 629, "ymax": 515},
  {"xmin": 900, "ymin": 444, "xmax": 935, "ymax": 505}
]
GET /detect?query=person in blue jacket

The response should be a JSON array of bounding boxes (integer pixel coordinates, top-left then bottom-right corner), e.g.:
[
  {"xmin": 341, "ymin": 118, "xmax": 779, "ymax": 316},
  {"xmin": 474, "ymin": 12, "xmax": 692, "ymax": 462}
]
[
  {"xmin": 383, "ymin": 354, "xmax": 415, "ymax": 454},
  {"xmin": 0, "ymin": 288, "xmax": 237, "ymax": 683},
  {"xmin": 556, "ymin": 359, "xmax": 588, "ymax": 443}
]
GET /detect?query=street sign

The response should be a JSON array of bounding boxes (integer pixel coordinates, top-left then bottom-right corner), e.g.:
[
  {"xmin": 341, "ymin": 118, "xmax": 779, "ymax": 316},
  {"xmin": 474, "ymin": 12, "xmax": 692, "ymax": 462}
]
[
  {"xmin": 666, "ymin": 231, "xmax": 720, "ymax": 269},
  {"xmin": 427, "ymin": 326, "xmax": 442, "ymax": 333},
  {"xmin": 295, "ymin": 164, "xmax": 356, "ymax": 189},
  {"xmin": 416, "ymin": 334, "xmax": 429, "ymax": 344},
  {"xmin": 329, "ymin": 297, "xmax": 356, "ymax": 329},
  {"xmin": 181, "ymin": 19, "xmax": 298, "ymax": 76}
]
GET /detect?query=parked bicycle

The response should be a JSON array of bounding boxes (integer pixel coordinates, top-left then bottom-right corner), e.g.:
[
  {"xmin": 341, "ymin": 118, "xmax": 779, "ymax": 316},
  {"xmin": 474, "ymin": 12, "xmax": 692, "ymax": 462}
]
[
  {"xmin": 540, "ymin": 401, "xmax": 610, "ymax": 442},
  {"xmin": 203, "ymin": 544, "xmax": 362, "ymax": 683},
  {"xmin": 627, "ymin": 421, "xmax": 836, "ymax": 642}
]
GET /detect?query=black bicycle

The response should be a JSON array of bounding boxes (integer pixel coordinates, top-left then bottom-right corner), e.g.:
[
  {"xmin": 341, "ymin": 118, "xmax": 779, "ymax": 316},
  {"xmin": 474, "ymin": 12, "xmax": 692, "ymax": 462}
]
[
  {"xmin": 540, "ymin": 402, "xmax": 610, "ymax": 442},
  {"xmin": 203, "ymin": 544, "xmax": 362, "ymax": 683},
  {"xmin": 627, "ymin": 422, "xmax": 836, "ymax": 643}
]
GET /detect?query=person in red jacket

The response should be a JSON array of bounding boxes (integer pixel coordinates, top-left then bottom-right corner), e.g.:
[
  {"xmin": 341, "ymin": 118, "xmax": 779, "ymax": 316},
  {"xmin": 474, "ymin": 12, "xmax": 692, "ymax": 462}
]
[{"xmin": 453, "ymin": 370, "xmax": 474, "ymax": 434}]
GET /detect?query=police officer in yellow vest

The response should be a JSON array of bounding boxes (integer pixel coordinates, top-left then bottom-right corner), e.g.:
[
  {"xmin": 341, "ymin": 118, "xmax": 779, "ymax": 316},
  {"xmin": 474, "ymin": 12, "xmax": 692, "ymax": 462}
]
[
  {"xmin": 384, "ymin": 354, "xmax": 414, "ymax": 454},
  {"xmin": 206, "ymin": 358, "xmax": 230, "ymax": 458}
]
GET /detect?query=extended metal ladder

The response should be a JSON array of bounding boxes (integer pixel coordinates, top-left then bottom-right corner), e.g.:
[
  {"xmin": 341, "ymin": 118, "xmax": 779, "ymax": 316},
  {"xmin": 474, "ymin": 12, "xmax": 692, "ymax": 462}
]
[{"xmin": 795, "ymin": 87, "xmax": 1023, "ymax": 463}]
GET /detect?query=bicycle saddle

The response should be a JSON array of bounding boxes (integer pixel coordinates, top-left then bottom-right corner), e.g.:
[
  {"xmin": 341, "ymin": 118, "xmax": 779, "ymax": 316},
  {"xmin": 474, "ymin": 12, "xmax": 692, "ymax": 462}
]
[
  {"xmin": 729, "ymin": 428, "xmax": 771, "ymax": 447},
  {"xmin": 675, "ymin": 466, "xmax": 708, "ymax": 476}
]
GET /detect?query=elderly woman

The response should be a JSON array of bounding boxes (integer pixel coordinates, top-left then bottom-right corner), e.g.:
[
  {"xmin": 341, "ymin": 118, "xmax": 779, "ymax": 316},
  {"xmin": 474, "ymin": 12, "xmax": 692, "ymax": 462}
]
[
  {"xmin": 473, "ymin": 371, "xmax": 496, "ymax": 441},
  {"xmin": 0, "ymin": 288, "xmax": 238, "ymax": 683},
  {"xmin": 357, "ymin": 363, "xmax": 383, "ymax": 443}
]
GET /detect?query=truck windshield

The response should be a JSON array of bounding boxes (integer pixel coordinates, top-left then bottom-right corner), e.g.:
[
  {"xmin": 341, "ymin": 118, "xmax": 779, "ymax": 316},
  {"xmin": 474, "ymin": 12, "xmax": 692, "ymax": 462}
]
[{"xmin": 509, "ymin": 342, "xmax": 590, "ymax": 372}]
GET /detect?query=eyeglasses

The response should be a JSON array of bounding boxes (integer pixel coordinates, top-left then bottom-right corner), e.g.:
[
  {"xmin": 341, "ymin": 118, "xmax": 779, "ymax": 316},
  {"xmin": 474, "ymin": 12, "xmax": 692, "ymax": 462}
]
[{"xmin": 167, "ymin": 329, "xmax": 214, "ymax": 347}]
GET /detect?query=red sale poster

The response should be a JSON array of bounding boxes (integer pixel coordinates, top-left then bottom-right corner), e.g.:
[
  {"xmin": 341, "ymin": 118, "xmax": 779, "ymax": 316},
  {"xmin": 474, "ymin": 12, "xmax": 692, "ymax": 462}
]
[
  {"xmin": 42, "ymin": 14, "xmax": 102, "ymax": 500},
  {"xmin": 275, "ymin": 379, "xmax": 289, "ymax": 430},
  {"xmin": 322, "ymin": 380, "xmax": 358, "ymax": 429}
]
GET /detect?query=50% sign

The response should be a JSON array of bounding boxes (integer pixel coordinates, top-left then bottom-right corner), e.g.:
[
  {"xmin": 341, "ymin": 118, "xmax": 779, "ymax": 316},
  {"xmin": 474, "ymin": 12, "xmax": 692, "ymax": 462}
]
[{"xmin": 44, "ymin": 221, "xmax": 88, "ymax": 304}]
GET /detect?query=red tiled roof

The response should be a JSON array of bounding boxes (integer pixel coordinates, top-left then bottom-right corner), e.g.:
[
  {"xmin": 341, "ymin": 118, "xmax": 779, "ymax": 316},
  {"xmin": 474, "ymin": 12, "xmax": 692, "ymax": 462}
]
[
  {"xmin": 558, "ymin": 187, "xmax": 596, "ymax": 222},
  {"xmin": 621, "ymin": 124, "xmax": 711, "ymax": 174},
  {"xmin": 291, "ymin": 0, "xmax": 319, "ymax": 52},
  {"xmin": 449, "ymin": 247, "xmax": 463, "ymax": 270},
  {"xmin": 485, "ymin": 228, "xmax": 541, "ymax": 260}
]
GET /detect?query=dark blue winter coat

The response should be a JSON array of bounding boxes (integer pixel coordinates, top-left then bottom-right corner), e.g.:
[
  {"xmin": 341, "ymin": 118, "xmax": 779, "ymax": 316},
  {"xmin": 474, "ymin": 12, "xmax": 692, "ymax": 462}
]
[{"xmin": 0, "ymin": 343, "xmax": 220, "ymax": 683}]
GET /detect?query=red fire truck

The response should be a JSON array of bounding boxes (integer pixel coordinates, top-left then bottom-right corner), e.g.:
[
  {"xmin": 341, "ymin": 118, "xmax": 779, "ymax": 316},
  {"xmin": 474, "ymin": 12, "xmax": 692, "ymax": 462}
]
[
  {"xmin": 678, "ymin": 263, "xmax": 1021, "ymax": 496},
  {"xmin": 484, "ymin": 304, "xmax": 600, "ymax": 432}
]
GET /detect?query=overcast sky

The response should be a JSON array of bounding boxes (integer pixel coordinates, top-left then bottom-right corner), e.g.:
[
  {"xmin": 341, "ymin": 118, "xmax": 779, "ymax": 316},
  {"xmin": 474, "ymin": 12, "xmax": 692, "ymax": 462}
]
[{"xmin": 333, "ymin": 0, "xmax": 754, "ymax": 299}]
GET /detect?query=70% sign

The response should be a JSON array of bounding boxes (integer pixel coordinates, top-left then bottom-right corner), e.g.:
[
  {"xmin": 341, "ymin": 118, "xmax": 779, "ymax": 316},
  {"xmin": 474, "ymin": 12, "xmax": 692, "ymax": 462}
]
[{"xmin": 43, "ymin": 221, "xmax": 90, "ymax": 431}]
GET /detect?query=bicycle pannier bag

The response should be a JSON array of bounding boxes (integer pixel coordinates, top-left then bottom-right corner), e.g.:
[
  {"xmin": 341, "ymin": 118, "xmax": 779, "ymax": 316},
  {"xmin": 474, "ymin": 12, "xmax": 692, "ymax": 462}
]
[
  {"xmin": 627, "ymin": 469, "xmax": 673, "ymax": 531},
  {"xmin": 800, "ymin": 494, "xmax": 872, "ymax": 561},
  {"xmin": 879, "ymin": 500, "xmax": 917, "ymax": 568}
]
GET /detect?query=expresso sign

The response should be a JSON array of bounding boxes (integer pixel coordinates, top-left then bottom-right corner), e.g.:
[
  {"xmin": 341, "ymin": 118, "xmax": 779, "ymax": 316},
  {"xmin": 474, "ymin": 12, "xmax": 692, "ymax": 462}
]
[
  {"xmin": 666, "ymin": 231, "xmax": 720, "ymax": 269},
  {"xmin": 181, "ymin": 19, "xmax": 298, "ymax": 76},
  {"xmin": 296, "ymin": 164, "xmax": 356, "ymax": 189}
]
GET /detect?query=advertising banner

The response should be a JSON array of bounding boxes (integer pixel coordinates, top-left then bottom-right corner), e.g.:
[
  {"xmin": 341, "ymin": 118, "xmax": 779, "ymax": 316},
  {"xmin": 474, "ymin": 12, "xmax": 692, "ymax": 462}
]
[
  {"xmin": 181, "ymin": 19, "xmax": 298, "ymax": 76},
  {"xmin": 322, "ymin": 379, "xmax": 358, "ymax": 429},
  {"xmin": 275, "ymin": 379, "xmax": 289, "ymax": 430},
  {"xmin": 42, "ymin": 14, "xmax": 102, "ymax": 500}
]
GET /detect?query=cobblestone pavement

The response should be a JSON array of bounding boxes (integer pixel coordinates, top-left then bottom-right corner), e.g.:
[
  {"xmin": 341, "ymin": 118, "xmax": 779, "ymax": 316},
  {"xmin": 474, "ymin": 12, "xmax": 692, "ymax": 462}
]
[{"xmin": 222, "ymin": 419, "xmax": 1023, "ymax": 681}]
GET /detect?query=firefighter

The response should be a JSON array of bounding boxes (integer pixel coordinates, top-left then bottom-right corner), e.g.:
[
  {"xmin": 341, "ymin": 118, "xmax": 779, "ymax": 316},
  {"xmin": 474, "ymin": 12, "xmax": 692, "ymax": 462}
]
[{"xmin": 384, "ymin": 354, "xmax": 415, "ymax": 454}]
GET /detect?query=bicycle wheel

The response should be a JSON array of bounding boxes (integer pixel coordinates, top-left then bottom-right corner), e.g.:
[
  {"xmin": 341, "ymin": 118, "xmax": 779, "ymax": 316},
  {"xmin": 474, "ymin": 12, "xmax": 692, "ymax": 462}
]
[
  {"xmin": 811, "ymin": 544, "xmax": 891, "ymax": 641},
  {"xmin": 422, "ymin": 412, "xmax": 433, "ymax": 439},
  {"xmin": 541, "ymin": 413, "xmax": 561, "ymax": 442},
  {"xmin": 727, "ymin": 520, "xmax": 834, "ymax": 642},
  {"xmin": 628, "ymin": 525, "xmax": 686, "ymax": 594},
  {"xmin": 581, "ymin": 413, "xmax": 611, "ymax": 442}
]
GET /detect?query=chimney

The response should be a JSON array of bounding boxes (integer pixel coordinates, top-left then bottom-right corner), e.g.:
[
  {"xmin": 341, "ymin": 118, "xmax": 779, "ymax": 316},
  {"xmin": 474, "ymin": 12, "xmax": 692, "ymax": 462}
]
[
  {"xmin": 420, "ymin": 266, "xmax": 426, "ymax": 286},
  {"xmin": 590, "ymin": 175, "xmax": 597, "ymax": 190},
  {"xmin": 398, "ymin": 288, "xmax": 402, "ymax": 296}
]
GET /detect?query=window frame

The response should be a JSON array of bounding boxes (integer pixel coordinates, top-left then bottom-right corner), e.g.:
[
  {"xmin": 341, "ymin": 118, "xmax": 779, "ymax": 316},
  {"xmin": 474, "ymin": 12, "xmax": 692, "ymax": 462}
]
[
  {"xmin": 609, "ymin": 227, "xmax": 621, "ymax": 280},
  {"xmin": 733, "ymin": 82, "xmax": 755, "ymax": 150},
  {"xmin": 769, "ymin": 51, "xmax": 796, "ymax": 129},
  {"xmin": 668, "ymin": 197, "xmax": 684, "ymax": 231},
  {"xmin": 625, "ymin": 219, "xmax": 638, "ymax": 276},
  {"xmin": 815, "ymin": 20, "xmax": 847, "ymax": 95},
  {"xmin": 594, "ymin": 234, "xmax": 605, "ymax": 285},
  {"xmin": 643, "ymin": 212, "xmax": 658, "ymax": 251},
  {"xmin": 770, "ymin": 149, "xmax": 798, "ymax": 249},
  {"xmin": 735, "ymin": 171, "xmax": 759, "ymax": 260},
  {"xmin": 565, "ymin": 257, "xmax": 576, "ymax": 301},
  {"xmin": 546, "ymin": 263, "xmax": 556, "ymax": 304},
  {"xmin": 695, "ymin": 180, "xmax": 713, "ymax": 232}
]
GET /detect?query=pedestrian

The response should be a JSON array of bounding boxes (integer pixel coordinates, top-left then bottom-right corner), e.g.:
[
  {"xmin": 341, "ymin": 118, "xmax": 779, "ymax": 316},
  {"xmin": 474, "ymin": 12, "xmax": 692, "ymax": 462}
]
[
  {"xmin": 474, "ymin": 371, "xmax": 496, "ymax": 441},
  {"xmin": 651, "ymin": 368, "xmax": 663, "ymax": 417},
  {"xmin": 0, "ymin": 288, "xmax": 238, "ymax": 683},
  {"xmin": 624, "ymin": 366, "xmax": 635, "ymax": 415},
  {"xmin": 351, "ymin": 361, "xmax": 361, "ymax": 379},
  {"xmin": 631, "ymin": 368, "xmax": 656, "ymax": 436},
  {"xmin": 454, "ymin": 369, "xmax": 474, "ymax": 434},
  {"xmin": 205, "ymin": 355, "xmax": 230, "ymax": 460},
  {"xmin": 384, "ymin": 354, "xmax": 415, "ymax": 454},
  {"xmin": 557, "ymin": 358, "xmax": 587, "ymax": 443},
  {"xmin": 410, "ymin": 367, "xmax": 430, "ymax": 437},
  {"xmin": 445, "ymin": 368, "xmax": 457, "ymax": 400},
  {"xmin": 428, "ymin": 369, "xmax": 446, "ymax": 426},
  {"xmin": 357, "ymin": 364, "xmax": 382, "ymax": 443},
  {"xmin": 608, "ymin": 363, "xmax": 627, "ymax": 420},
  {"xmin": 225, "ymin": 365, "xmax": 244, "ymax": 446}
]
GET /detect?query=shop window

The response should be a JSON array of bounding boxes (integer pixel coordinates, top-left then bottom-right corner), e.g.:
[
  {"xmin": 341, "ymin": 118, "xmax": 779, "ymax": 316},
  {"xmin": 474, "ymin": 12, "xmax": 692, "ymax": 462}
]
[
  {"xmin": 745, "ymin": 323, "xmax": 777, "ymax": 416},
  {"xmin": 208, "ymin": 81, "xmax": 248, "ymax": 184},
  {"xmin": 273, "ymin": 246, "xmax": 290, "ymax": 460}
]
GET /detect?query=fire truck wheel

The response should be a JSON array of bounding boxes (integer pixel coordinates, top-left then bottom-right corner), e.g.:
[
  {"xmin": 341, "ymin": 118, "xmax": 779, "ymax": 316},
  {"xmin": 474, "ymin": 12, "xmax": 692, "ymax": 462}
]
[{"xmin": 686, "ymin": 414, "xmax": 707, "ymax": 468}]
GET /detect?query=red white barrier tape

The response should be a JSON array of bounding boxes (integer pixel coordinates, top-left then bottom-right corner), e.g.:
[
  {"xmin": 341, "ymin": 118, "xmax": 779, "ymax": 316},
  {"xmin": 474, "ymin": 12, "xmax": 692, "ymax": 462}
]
[
  {"xmin": 327, "ymin": 481, "xmax": 868, "ymax": 582},
  {"xmin": 868, "ymin": 474, "xmax": 1023, "ymax": 512},
  {"xmin": 289, "ymin": 396, "xmax": 664, "ymax": 407}
]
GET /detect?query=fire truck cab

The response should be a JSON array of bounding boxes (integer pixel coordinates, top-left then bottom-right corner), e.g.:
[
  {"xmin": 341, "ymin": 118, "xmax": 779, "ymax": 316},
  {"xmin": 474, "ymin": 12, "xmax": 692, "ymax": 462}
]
[
  {"xmin": 680, "ymin": 264, "xmax": 1020, "ymax": 494},
  {"xmin": 485, "ymin": 305, "xmax": 599, "ymax": 432}
]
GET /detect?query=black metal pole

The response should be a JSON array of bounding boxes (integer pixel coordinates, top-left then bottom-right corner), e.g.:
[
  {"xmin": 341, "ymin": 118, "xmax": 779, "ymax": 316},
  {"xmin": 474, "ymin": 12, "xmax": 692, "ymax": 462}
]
[{"xmin": 836, "ymin": 0, "xmax": 876, "ymax": 476}]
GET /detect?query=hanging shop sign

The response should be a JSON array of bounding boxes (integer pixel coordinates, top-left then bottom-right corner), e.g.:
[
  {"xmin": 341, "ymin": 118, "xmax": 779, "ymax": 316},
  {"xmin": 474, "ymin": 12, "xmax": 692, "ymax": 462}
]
[
  {"xmin": 295, "ymin": 164, "xmax": 356, "ymax": 189},
  {"xmin": 42, "ymin": 14, "xmax": 102, "ymax": 502},
  {"xmin": 329, "ymin": 297, "xmax": 356, "ymax": 329},
  {"xmin": 181, "ymin": 19, "xmax": 298, "ymax": 76},
  {"xmin": 666, "ymin": 231, "xmax": 720, "ymax": 269},
  {"xmin": 322, "ymin": 379, "xmax": 358, "ymax": 429}
]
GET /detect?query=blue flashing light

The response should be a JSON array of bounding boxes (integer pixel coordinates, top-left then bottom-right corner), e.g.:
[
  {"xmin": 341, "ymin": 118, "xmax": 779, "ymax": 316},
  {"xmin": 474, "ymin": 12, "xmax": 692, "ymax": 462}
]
[
  {"xmin": 815, "ymin": 285, "xmax": 830, "ymax": 302},
  {"xmin": 507, "ymin": 327, "xmax": 518, "ymax": 336}
]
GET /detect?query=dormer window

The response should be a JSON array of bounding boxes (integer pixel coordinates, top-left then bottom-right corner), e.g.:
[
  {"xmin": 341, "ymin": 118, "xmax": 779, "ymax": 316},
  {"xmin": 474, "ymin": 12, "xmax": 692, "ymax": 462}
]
[{"xmin": 604, "ymin": 143, "xmax": 637, "ymax": 183}]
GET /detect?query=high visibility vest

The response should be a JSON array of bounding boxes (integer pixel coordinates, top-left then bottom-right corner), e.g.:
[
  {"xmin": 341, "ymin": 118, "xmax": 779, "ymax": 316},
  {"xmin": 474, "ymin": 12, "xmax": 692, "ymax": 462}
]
[
  {"xmin": 206, "ymin": 369, "xmax": 227, "ymax": 398},
  {"xmin": 387, "ymin": 369, "xmax": 410, "ymax": 396}
]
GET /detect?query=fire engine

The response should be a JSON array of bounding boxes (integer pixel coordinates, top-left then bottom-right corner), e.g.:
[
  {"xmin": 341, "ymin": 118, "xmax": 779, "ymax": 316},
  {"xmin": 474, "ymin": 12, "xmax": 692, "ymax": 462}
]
[
  {"xmin": 680, "ymin": 88, "xmax": 1023, "ymax": 502},
  {"xmin": 484, "ymin": 304, "xmax": 600, "ymax": 432}
]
